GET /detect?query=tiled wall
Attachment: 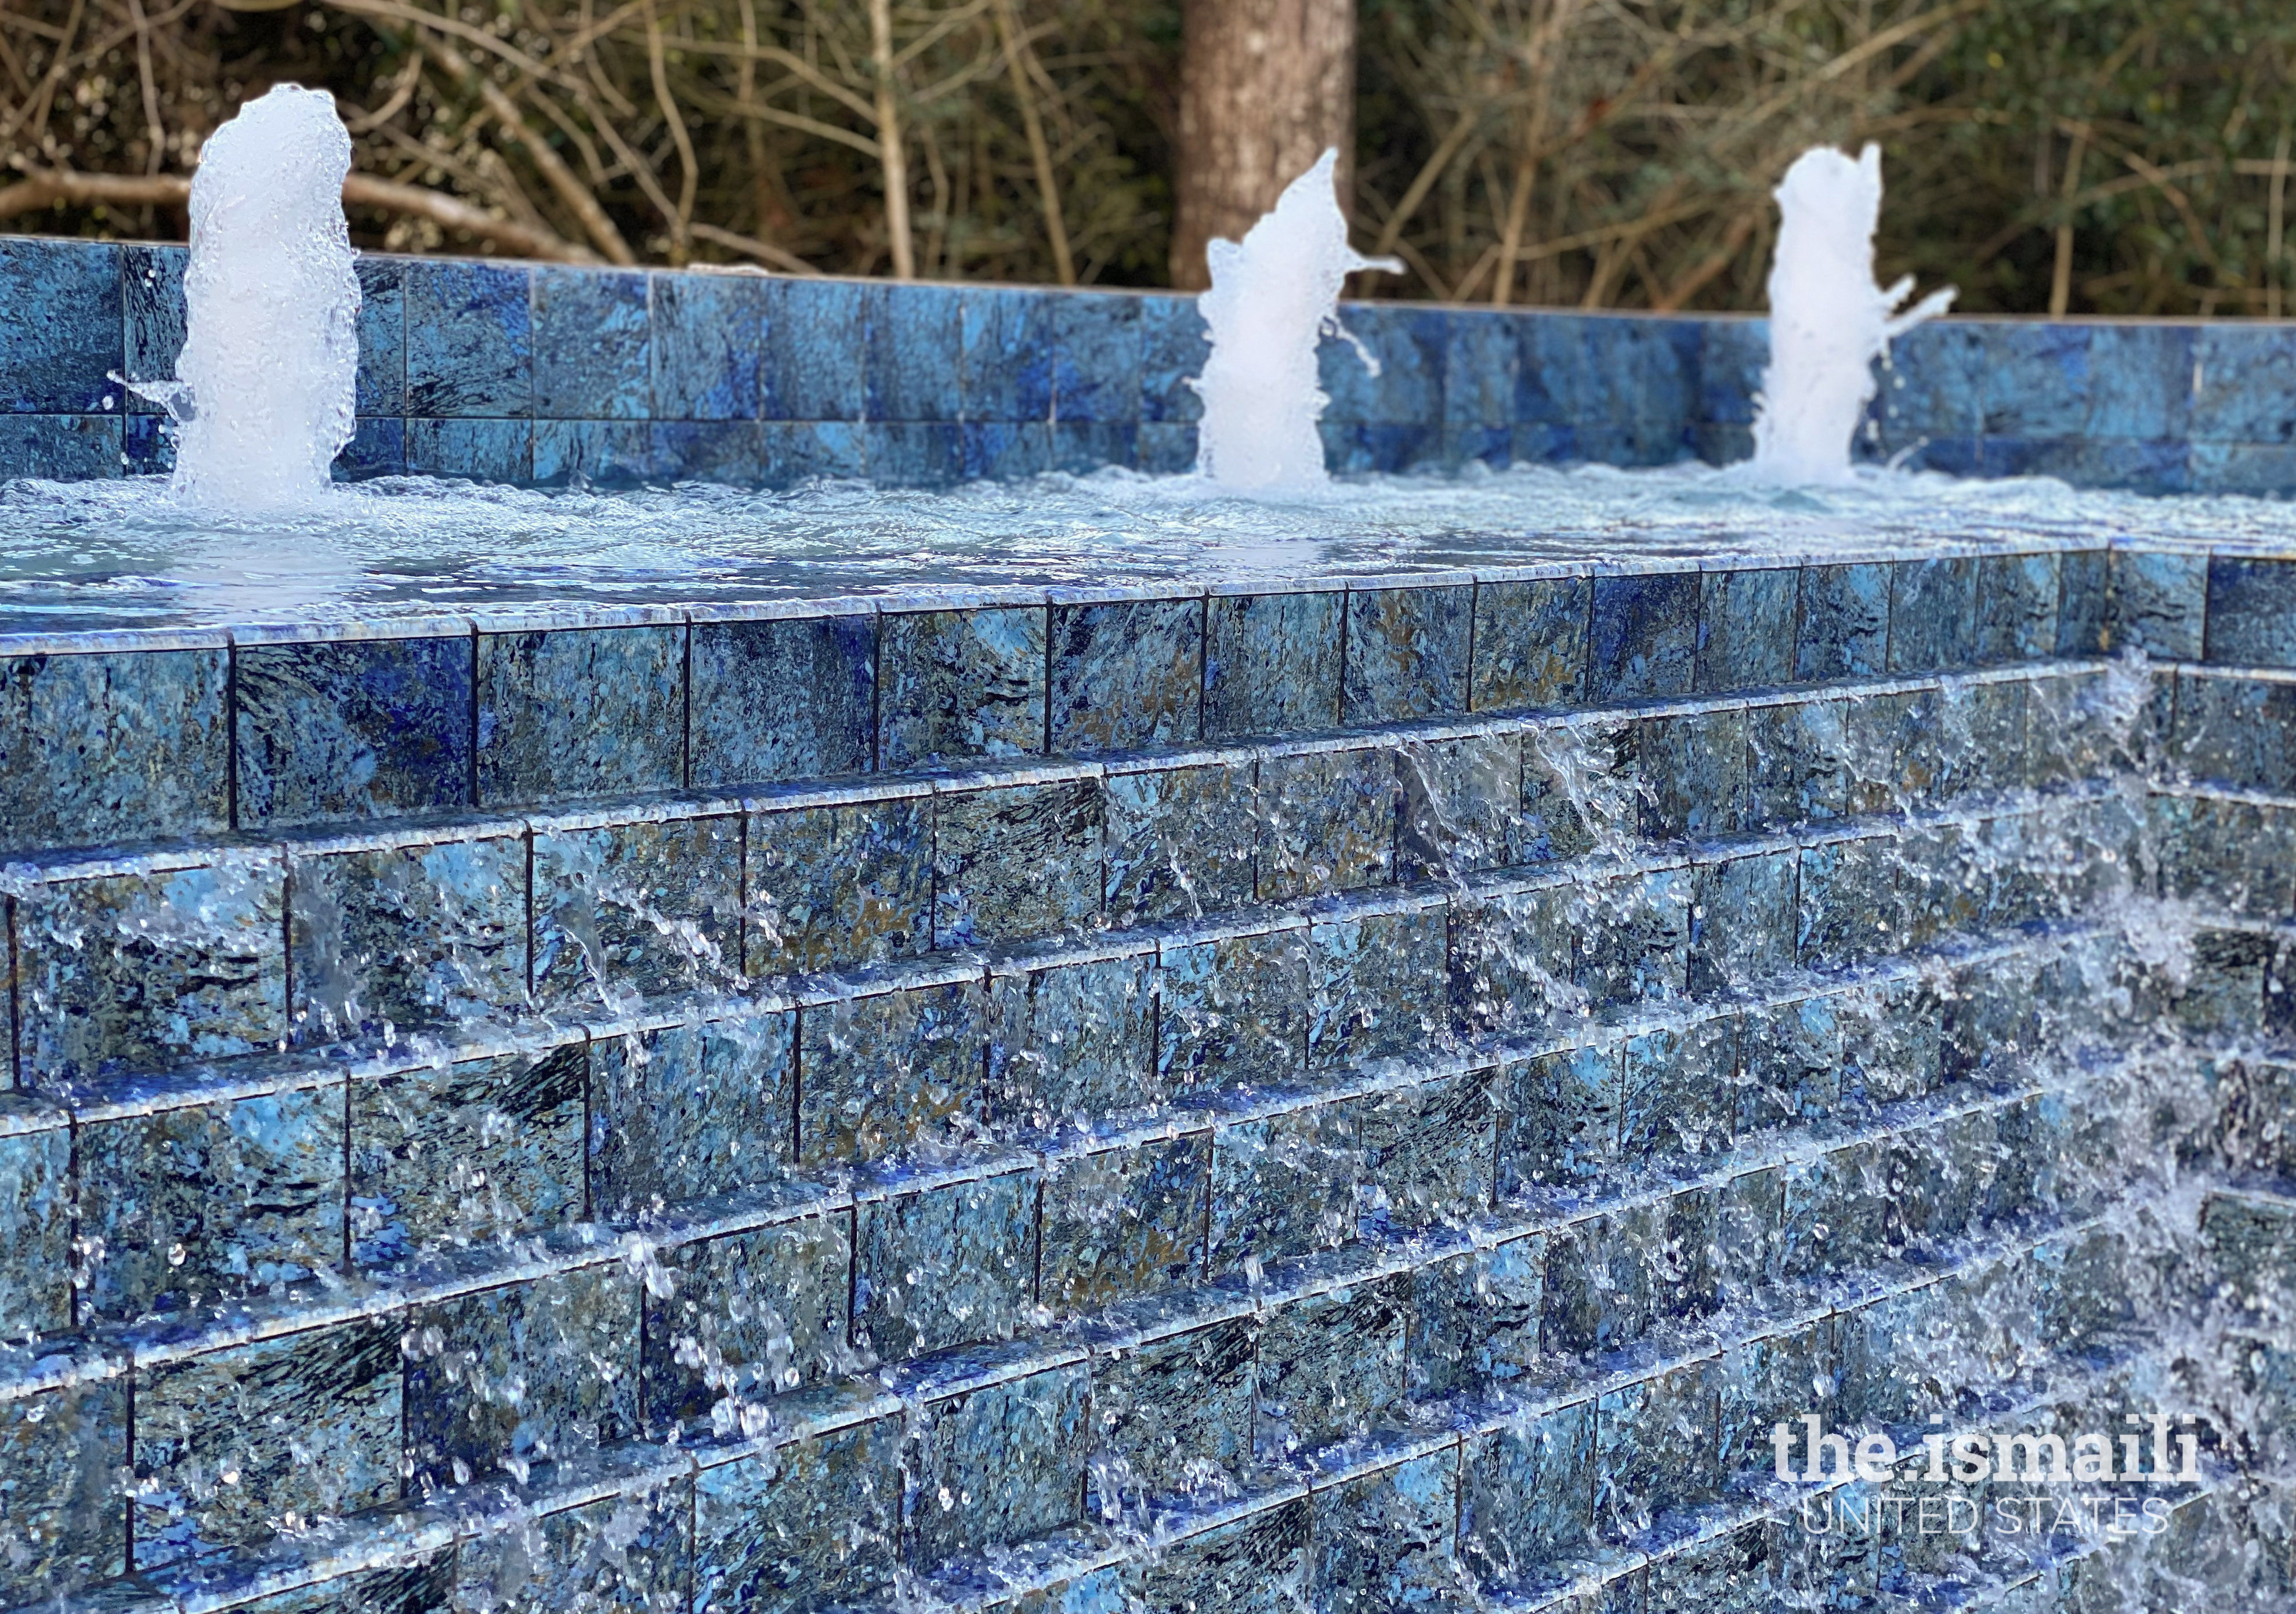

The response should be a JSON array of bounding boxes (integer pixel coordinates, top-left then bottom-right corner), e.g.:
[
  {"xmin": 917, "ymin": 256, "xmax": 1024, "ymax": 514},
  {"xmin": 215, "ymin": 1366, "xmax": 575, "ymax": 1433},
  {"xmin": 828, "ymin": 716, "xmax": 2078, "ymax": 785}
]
[{"xmin": 6, "ymin": 233, "xmax": 2296, "ymax": 493}]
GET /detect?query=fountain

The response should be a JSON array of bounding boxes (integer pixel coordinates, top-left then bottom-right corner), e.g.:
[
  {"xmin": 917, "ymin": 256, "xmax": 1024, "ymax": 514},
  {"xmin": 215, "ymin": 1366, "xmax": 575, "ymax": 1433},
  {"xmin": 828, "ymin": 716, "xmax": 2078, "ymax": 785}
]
[
  {"xmin": 0, "ymin": 105, "xmax": 2291, "ymax": 1614},
  {"xmin": 1747, "ymin": 143, "xmax": 1955, "ymax": 484}
]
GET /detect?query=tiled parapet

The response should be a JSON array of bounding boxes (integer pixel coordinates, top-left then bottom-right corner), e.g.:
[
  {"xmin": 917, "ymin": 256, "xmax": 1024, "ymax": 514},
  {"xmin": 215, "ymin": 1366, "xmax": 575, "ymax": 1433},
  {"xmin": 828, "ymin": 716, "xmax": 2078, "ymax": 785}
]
[{"xmin": 10, "ymin": 233, "xmax": 2296, "ymax": 493}]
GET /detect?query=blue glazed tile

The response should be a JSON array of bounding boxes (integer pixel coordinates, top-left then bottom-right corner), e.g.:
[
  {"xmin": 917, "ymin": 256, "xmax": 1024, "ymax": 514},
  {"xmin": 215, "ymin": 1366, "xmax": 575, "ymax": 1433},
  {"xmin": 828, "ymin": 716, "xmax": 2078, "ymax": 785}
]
[
  {"xmin": 1360, "ymin": 1067, "xmax": 1496, "ymax": 1232},
  {"xmin": 1050, "ymin": 419, "xmax": 1138, "ymax": 473},
  {"xmin": 1206, "ymin": 1102, "xmax": 1359, "ymax": 1275},
  {"xmin": 2205, "ymin": 557, "xmax": 2296, "ymax": 668},
  {"xmin": 1886, "ymin": 557, "xmax": 1978, "ymax": 674},
  {"xmin": 403, "ymin": 1264, "xmax": 637, "ymax": 1486},
  {"xmin": 1975, "ymin": 552, "xmax": 2060, "ymax": 665},
  {"xmin": 1516, "ymin": 314, "xmax": 1588, "ymax": 427},
  {"xmin": 864, "ymin": 420, "xmax": 961, "ymax": 487},
  {"xmin": 1499, "ymin": 1044, "xmax": 1618, "ymax": 1194},
  {"xmin": 1138, "ymin": 420, "xmax": 1198, "ymax": 473},
  {"xmin": 1157, "ymin": 924, "xmax": 1309, "ymax": 1096},
  {"xmin": 454, "ymin": 1484, "xmax": 688, "ymax": 1613},
  {"xmin": 236, "ymin": 633, "xmax": 472, "ymax": 828},
  {"xmin": 1087, "ymin": 1316, "xmax": 1256, "ymax": 1514},
  {"xmin": 16, "ymin": 855, "xmax": 285, "ymax": 1083},
  {"xmin": 653, "ymin": 271, "xmax": 767, "ymax": 419},
  {"xmin": 121, "ymin": 244, "xmax": 186, "ymax": 415},
  {"xmin": 353, "ymin": 255, "xmax": 406, "ymax": 416},
  {"xmin": 1838, "ymin": 688, "xmax": 1932, "ymax": 813},
  {"xmin": 652, "ymin": 419, "xmax": 772, "ymax": 484},
  {"xmin": 2110, "ymin": 549, "xmax": 2208, "ymax": 659},
  {"xmin": 290, "ymin": 832, "xmax": 526, "ymax": 1041},
  {"xmin": 1637, "ymin": 708, "xmax": 1747, "ymax": 839},
  {"xmin": 1590, "ymin": 571, "xmax": 1697, "ymax": 701},
  {"xmin": 1311, "ymin": 1452, "xmax": 1461, "ymax": 1612},
  {"xmin": 533, "ymin": 813, "xmax": 743, "ymax": 1010},
  {"xmin": 1795, "ymin": 836, "xmax": 1900, "ymax": 970},
  {"xmin": 961, "ymin": 286, "xmax": 1054, "ymax": 422},
  {"xmin": 477, "ymin": 624, "xmax": 683, "ymax": 806},
  {"xmin": 0, "ymin": 1377, "xmax": 127, "ymax": 1599},
  {"xmin": 1049, "ymin": 292, "xmax": 1142, "ymax": 423},
  {"xmin": 1450, "ymin": 883, "xmax": 1577, "ymax": 1040},
  {"xmin": 2150, "ymin": 794, "xmax": 2296, "ymax": 921},
  {"xmin": 1511, "ymin": 419, "xmax": 1581, "ymax": 465},
  {"xmin": 855, "ymin": 1171, "xmax": 1034, "ymax": 1359},
  {"xmin": 1257, "ymin": 745, "xmax": 1397, "ymax": 901},
  {"xmin": 958, "ymin": 419, "xmax": 1051, "ymax": 479},
  {"xmin": 1321, "ymin": 419, "xmax": 1439, "ymax": 474},
  {"xmin": 878, "ymin": 606, "xmax": 1046, "ymax": 767},
  {"xmin": 1050, "ymin": 596, "xmax": 1203, "ymax": 756},
  {"xmin": 646, "ymin": 1213, "xmax": 847, "ymax": 1428},
  {"xmin": 1873, "ymin": 321, "xmax": 1982, "ymax": 441},
  {"xmin": 987, "ymin": 950, "xmax": 1157, "ymax": 1131},
  {"xmin": 761, "ymin": 278, "xmax": 864, "ymax": 422},
  {"xmin": 1140, "ymin": 294, "xmax": 1208, "ymax": 425},
  {"xmin": 405, "ymin": 415, "xmax": 530, "ymax": 481},
  {"xmin": 2190, "ymin": 440, "xmax": 2296, "ymax": 495},
  {"xmin": 2170, "ymin": 673, "xmax": 2296, "ymax": 793},
  {"xmin": 1594, "ymin": 1362, "xmax": 1721, "ymax": 1542},
  {"xmin": 692, "ymin": 1418, "xmax": 903, "ymax": 1613},
  {"xmin": 1542, "ymin": 1205, "xmax": 1664, "ymax": 1357},
  {"xmin": 914, "ymin": 1366, "xmax": 1090, "ymax": 1566},
  {"xmin": 1041, "ymin": 1133, "xmax": 1210, "ymax": 1309},
  {"xmin": 0, "ymin": 645, "xmax": 229, "ymax": 855},
  {"xmin": 1408, "ymin": 1230, "xmax": 1542, "ymax": 1399},
  {"xmin": 1459, "ymin": 1405, "xmax": 1595, "ymax": 1599},
  {"xmin": 1699, "ymin": 319, "xmax": 1767, "ymax": 427},
  {"xmin": 0, "ymin": 1101, "xmax": 71, "ymax": 1336},
  {"xmin": 684, "ymin": 611, "xmax": 872, "ymax": 789},
  {"xmin": 2084, "ymin": 325, "xmax": 2195, "ymax": 440},
  {"xmin": 1308, "ymin": 901, "xmax": 1446, "ymax": 1070},
  {"xmin": 0, "ymin": 239, "xmax": 120, "ymax": 413},
  {"xmin": 756, "ymin": 419, "xmax": 865, "ymax": 486},
  {"xmin": 337, "ymin": 416, "xmax": 405, "ymax": 478},
  {"xmin": 1134, "ymin": 1500, "xmax": 1310, "ymax": 1611},
  {"xmin": 1324, "ymin": 303, "xmax": 1444, "ymax": 425},
  {"xmin": 589, "ymin": 1015, "xmax": 794, "ymax": 1218},
  {"xmin": 1254, "ymin": 1277, "xmax": 1407, "ymax": 1463},
  {"xmin": 1446, "ymin": 310, "xmax": 1519, "ymax": 427},
  {"xmin": 1693, "ymin": 419, "xmax": 1754, "ymax": 467},
  {"xmin": 133, "ymin": 1321, "xmax": 400, "ymax": 1568},
  {"xmin": 125, "ymin": 411, "xmax": 176, "ymax": 474},
  {"xmin": 864, "ymin": 281, "xmax": 961, "ymax": 422},
  {"xmin": 1472, "ymin": 576, "xmax": 1589, "ymax": 712},
  {"xmin": 1345, "ymin": 583, "xmax": 1471, "ymax": 723},
  {"xmin": 1689, "ymin": 848, "xmax": 1796, "ymax": 995},
  {"xmin": 75, "ymin": 1081, "xmax": 345, "ymax": 1323},
  {"xmin": 1204, "ymin": 591, "xmax": 1343, "ymax": 739},
  {"xmin": 1574, "ymin": 866, "xmax": 1689, "ymax": 1007},
  {"xmin": 1795, "ymin": 563, "xmax": 1891, "ymax": 681},
  {"xmin": 798, "ymin": 978, "xmax": 986, "ymax": 1166},
  {"xmin": 1980, "ymin": 322, "xmax": 2089, "ymax": 437},
  {"xmin": 0, "ymin": 414, "xmax": 121, "ymax": 478},
  {"xmin": 1620, "ymin": 1020, "xmax": 1735, "ymax": 1171},
  {"xmin": 934, "ymin": 777, "xmax": 1102, "ymax": 948},
  {"xmin": 348, "ymin": 1043, "xmax": 586, "ymax": 1265},
  {"xmin": 531, "ymin": 419, "xmax": 656, "ymax": 485},
  {"xmin": 1696, "ymin": 567, "xmax": 1796, "ymax": 692},
  {"xmin": 1397, "ymin": 732, "xmax": 1525, "ymax": 878},
  {"xmin": 2193, "ymin": 324, "xmax": 2296, "ymax": 443},
  {"xmin": 1103, "ymin": 758, "xmax": 1258, "ymax": 926},
  {"xmin": 405, "ymin": 259, "xmax": 531, "ymax": 416},
  {"xmin": 746, "ymin": 793, "xmax": 931, "ymax": 975}
]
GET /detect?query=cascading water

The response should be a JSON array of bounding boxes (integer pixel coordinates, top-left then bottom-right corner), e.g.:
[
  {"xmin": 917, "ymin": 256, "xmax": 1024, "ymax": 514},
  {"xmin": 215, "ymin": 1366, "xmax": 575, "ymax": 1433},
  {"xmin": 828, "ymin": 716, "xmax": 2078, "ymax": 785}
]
[
  {"xmin": 1747, "ymin": 143, "xmax": 1955, "ymax": 485},
  {"xmin": 135, "ymin": 84, "xmax": 361, "ymax": 509},
  {"xmin": 1191, "ymin": 148, "xmax": 1400, "ymax": 492}
]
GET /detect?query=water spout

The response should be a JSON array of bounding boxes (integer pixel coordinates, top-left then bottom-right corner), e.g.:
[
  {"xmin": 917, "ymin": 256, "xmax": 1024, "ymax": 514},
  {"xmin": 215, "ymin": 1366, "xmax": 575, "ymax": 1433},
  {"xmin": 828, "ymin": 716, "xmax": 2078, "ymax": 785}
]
[
  {"xmin": 1747, "ymin": 143, "xmax": 1954, "ymax": 485},
  {"xmin": 1192, "ymin": 149, "xmax": 1400, "ymax": 492},
  {"xmin": 139, "ymin": 85, "xmax": 361, "ymax": 510}
]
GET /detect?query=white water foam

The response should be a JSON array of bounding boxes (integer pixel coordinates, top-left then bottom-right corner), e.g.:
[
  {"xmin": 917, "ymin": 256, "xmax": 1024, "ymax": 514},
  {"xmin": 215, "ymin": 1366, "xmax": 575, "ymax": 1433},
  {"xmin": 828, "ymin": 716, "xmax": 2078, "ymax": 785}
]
[
  {"xmin": 1192, "ymin": 149, "xmax": 1401, "ymax": 492},
  {"xmin": 135, "ymin": 84, "xmax": 361, "ymax": 510},
  {"xmin": 1747, "ymin": 144, "xmax": 1955, "ymax": 485}
]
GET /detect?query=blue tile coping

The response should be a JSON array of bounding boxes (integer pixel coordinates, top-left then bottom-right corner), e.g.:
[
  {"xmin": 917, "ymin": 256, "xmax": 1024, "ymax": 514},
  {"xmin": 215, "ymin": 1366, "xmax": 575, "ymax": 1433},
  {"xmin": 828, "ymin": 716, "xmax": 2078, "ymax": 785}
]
[{"xmin": 8, "ymin": 233, "xmax": 2296, "ymax": 494}]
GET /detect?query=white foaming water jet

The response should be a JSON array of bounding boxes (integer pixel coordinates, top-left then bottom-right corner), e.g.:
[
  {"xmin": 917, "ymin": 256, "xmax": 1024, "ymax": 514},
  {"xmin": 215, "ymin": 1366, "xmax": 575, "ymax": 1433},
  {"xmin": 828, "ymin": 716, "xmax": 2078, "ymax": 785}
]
[
  {"xmin": 1192, "ymin": 149, "xmax": 1400, "ymax": 492},
  {"xmin": 140, "ymin": 85, "xmax": 360, "ymax": 509},
  {"xmin": 1747, "ymin": 143, "xmax": 1954, "ymax": 485}
]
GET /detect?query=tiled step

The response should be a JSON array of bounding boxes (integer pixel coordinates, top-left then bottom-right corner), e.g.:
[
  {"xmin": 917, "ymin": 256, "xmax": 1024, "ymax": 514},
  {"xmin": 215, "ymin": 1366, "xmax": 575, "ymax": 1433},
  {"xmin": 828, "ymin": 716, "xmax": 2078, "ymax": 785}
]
[{"xmin": 0, "ymin": 543, "xmax": 2138, "ymax": 859}]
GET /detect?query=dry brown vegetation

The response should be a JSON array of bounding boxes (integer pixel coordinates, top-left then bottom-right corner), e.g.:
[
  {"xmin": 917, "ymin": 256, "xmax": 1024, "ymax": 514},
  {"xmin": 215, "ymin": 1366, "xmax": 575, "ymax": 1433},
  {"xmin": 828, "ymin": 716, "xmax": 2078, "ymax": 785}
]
[{"xmin": 2, "ymin": 0, "xmax": 2291, "ymax": 315}]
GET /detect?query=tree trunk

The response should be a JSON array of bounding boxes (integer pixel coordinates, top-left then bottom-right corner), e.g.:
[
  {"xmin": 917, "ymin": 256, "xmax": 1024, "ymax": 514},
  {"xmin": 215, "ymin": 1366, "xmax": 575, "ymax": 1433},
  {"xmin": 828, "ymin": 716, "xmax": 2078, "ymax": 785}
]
[{"xmin": 1169, "ymin": 0, "xmax": 1356, "ymax": 291}]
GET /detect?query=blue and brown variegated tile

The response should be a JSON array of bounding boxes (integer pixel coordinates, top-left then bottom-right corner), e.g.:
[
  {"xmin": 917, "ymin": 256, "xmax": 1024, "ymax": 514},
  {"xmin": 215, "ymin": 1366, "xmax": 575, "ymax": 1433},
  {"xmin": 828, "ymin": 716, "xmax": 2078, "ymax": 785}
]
[
  {"xmin": 1472, "ymin": 575, "xmax": 1589, "ymax": 714},
  {"xmin": 0, "ymin": 1374, "xmax": 129, "ymax": 1600},
  {"xmin": 745, "ymin": 789, "xmax": 931, "ymax": 977},
  {"xmin": 234, "ymin": 631, "xmax": 473, "ymax": 829},
  {"xmin": 1343, "ymin": 583, "xmax": 1472, "ymax": 724},
  {"xmin": 986, "ymin": 946, "xmax": 1157, "ymax": 1134},
  {"xmin": 1207, "ymin": 1102, "xmax": 1359, "ymax": 1276},
  {"xmin": 1309, "ymin": 1449, "xmax": 1462, "ymax": 1612},
  {"xmin": 1256, "ymin": 743, "xmax": 1398, "ymax": 902},
  {"xmin": 1359, "ymin": 1067, "xmax": 1497, "ymax": 1232},
  {"xmin": 1794, "ymin": 564, "xmax": 1892, "ymax": 682},
  {"xmin": 1086, "ymin": 1315, "xmax": 1256, "ymax": 1516},
  {"xmin": 797, "ymin": 976, "xmax": 987, "ymax": 1166},
  {"xmin": 1409, "ymin": 1231, "xmax": 1543, "ymax": 1401},
  {"xmin": 1252, "ymin": 1276, "xmax": 1407, "ymax": 1464},
  {"xmin": 644, "ymin": 1212, "xmax": 850, "ymax": 1428},
  {"xmin": 691, "ymin": 1417, "xmax": 904, "ymax": 1614},
  {"xmin": 1694, "ymin": 567, "xmax": 1796, "ymax": 694},
  {"xmin": 477, "ymin": 622, "xmax": 685, "ymax": 807},
  {"xmin": 1040, "ymin": 1133, "xmax": 1211, "ymax": 1310},
  {"xmin": 532, "ymin": 813, "xmax": 744, "ymax": 1013},
  {"xmin": 878, "ymin": 606, "xmax": 1048, "ymax": 768},
  {"xmin": 934, "ymin": 775, "xmax": 1103, "ymax": 948},
  {"xmin": 0, "ymin": 1096, "xmax": 73, "ymax": 1336},
  {"xmin": 1306, "ymin": 898, "xmax": 1447, "ymax": 1071},
  {"xmin": 853, "ymin": 1171, "xmax": 1035, "ymax": 1362},
  {"xmin": 1048, "ymin": 594, "xmax": 1203, "ymax": 756},
  {"xmin": 1203, "ymin": 589, "xmax": 1344, "ymax": 741},
  {"xmin": 589, "ymin": 1014, "xmax": 794, "ymax": 1218},
  {"xmin": 690, "ymin": 609, "xmax": 876, "ymax": 788},
  {"xmin": 912, "ymin": 1364, "xmax": 1089, "ymax": 1566},
  {"xmin": 1103, "ymin": 755, "xmax": 1258, "ymax": 927},
  {"xmin": 452, "ymin": 1479, "xmax": 690, "ymax": 1614},
  {"xmin": 1156, "ymin": 924, "xmax": 1309, "ymax": 1097},
  {"xmin": 1458, "ymin": 1403, "xmax": 1596, "ymax": 1599}
]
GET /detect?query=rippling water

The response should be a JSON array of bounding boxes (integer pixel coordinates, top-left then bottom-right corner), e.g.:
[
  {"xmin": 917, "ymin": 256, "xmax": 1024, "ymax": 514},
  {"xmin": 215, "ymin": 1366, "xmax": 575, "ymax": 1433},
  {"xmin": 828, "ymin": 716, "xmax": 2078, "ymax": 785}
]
[{"xmin": 3, "ymin": 459, "xmax": 2290, "ymax": 631}]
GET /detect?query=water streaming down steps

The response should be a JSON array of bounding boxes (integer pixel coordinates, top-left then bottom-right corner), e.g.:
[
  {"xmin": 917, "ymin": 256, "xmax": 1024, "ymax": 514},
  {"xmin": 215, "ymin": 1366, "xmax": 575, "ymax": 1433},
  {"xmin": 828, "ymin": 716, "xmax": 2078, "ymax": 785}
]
[{"xmin": 1, "ymin": 538, "xmax": 2293, "ymax": 1614}]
